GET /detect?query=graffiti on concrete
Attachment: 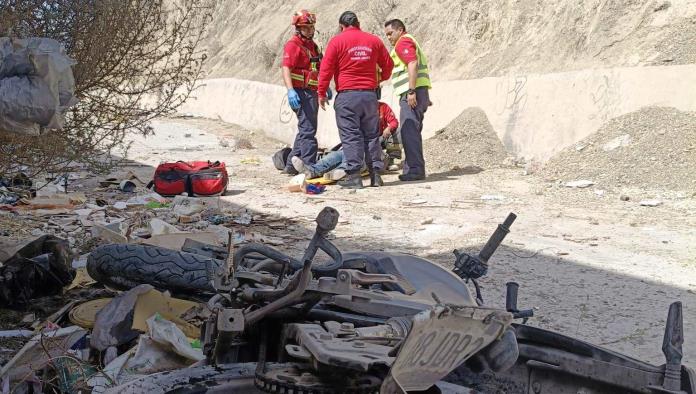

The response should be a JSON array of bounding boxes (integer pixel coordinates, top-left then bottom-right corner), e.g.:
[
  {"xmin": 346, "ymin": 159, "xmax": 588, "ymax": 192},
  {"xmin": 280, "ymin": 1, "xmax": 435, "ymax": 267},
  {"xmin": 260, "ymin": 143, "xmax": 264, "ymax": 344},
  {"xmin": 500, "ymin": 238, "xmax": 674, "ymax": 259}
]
[
  {"xmin": 279, "ymin": 94, "xmax": 294, "ymax": 124},
  {"xmin": 496, "ymin": 75, "xmax": 528, "ymax": 116},
  {"xmin": 496, "ymin": 74, "xmax": 528, "ymax": 155},
  {"xmin": 589, "ymin": 74, "xmax": 621, "ymax": 122}
]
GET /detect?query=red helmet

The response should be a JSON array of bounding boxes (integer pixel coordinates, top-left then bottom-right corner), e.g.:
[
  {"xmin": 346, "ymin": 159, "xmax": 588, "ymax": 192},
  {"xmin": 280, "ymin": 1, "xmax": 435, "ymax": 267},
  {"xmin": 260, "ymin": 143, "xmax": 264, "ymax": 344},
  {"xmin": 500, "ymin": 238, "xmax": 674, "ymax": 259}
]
[{"xmin": 292, "ymin": 10, "xmax": 316, "ymax": 26}]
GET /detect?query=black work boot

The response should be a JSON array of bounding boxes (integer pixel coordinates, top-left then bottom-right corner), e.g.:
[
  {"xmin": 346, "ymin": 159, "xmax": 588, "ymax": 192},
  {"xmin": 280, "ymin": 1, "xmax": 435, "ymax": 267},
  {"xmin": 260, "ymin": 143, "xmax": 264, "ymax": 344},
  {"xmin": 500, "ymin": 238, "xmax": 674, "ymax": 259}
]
[
  {"xmin": 338, "ymin": 173, "xmax": 364, "ymax": 189},
  {"xmin": 282, "ymin": 167, "xmax": 299, "ymax": 176},
  {"xmin": 370, "ymin": 173, "xmax": 384, "ymax": 187},
  {"xmin": 398, "ymin": 173, "xmax": 425, "ymax": 181}
]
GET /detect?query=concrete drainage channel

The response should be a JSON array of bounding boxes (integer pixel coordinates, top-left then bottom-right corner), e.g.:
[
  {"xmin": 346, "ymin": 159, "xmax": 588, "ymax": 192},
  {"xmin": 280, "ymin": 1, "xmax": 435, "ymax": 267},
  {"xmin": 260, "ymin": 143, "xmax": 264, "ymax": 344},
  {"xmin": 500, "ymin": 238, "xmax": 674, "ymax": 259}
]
[{"xmin": 179, "ymin": 64, "xmax": 696, "ymax": 163}]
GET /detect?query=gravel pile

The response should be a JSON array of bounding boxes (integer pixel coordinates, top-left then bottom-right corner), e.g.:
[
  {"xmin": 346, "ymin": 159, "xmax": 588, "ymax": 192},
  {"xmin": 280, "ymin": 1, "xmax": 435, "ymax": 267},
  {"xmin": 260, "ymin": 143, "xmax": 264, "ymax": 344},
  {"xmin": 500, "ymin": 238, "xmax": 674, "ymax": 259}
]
[
  {"xmin": 423, "ymin": 107, "xmax": 509, "ymax": 172},
  {"xmin": 541, "ymin": 107, "xmax": 696, "ymax": 192}
]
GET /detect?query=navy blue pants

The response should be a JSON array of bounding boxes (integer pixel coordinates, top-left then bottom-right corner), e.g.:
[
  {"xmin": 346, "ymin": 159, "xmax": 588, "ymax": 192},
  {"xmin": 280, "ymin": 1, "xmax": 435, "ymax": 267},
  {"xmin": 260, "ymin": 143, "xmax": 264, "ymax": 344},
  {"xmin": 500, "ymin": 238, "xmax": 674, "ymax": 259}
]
[
  {"xmin": 399, "ymin": 87, "xmax": 429, "ymax": 175},
  {"xmin": 334, "ymin": 91, "xmax": 383, "ymax": 175},
  {"xmin": 285, "ymin": 89, "xmax": 319, "ymax": 171}
]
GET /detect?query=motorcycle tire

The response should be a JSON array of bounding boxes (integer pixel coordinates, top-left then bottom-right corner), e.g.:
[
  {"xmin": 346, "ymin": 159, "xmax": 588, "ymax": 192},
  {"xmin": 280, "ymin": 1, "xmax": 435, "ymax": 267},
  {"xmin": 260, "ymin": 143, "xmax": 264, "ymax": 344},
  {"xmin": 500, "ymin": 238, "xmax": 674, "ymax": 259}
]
[{"xmin": 87, "ymin": 244, "xmax": 221, "ymax": 293}]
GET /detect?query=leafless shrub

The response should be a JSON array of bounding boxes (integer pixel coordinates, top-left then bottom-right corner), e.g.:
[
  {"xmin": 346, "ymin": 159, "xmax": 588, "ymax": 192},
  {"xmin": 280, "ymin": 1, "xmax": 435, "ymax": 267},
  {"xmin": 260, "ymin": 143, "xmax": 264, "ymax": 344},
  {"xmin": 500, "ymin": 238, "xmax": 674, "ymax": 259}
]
[{"xmin": 0, "ymin": 0, "xmax": 217, "ymax": 177}]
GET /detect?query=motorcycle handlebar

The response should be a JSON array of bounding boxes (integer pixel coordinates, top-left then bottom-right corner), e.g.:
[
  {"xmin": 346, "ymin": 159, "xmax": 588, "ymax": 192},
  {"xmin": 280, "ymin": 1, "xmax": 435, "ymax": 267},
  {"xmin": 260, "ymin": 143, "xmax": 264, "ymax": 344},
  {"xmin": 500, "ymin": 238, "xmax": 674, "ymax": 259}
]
[{"xmin": 479, "ymin": 213, "xmax": 517, "ymax": 263}]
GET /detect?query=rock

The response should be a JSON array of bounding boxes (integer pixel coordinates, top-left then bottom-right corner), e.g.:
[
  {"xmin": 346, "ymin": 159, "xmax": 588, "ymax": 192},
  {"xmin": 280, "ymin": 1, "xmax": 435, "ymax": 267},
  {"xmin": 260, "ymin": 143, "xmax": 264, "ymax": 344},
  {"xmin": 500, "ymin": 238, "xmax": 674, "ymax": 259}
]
[
  {"xmin": 184, "ymin": 133, "xmax": 192, "ymax": 138},
  {"xmin": 601, "ymin": 134, "xmax": 631, "ymax": 152},
  {"xmin": 420, "ymin": 218, "xmax": 434, "ymax": 225},
  {"xmin": 564, "ymin": 180, "xmax": 595, "ymax": 188},
  {"xmin": 639, "ymin": 199, "xmax": 663, "ymax": 207},
  {"xmin": 620, "ymin": 195, "xmax": 630, "ymax": 201}
]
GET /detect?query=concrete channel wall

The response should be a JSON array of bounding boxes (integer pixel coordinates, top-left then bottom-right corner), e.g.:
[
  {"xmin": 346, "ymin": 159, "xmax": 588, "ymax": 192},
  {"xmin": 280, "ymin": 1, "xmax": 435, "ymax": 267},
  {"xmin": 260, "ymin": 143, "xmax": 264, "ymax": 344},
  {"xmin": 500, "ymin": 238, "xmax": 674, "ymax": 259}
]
[{"xmin": 180, "ymin": 64, "xmax": 696, "ymax": 161}]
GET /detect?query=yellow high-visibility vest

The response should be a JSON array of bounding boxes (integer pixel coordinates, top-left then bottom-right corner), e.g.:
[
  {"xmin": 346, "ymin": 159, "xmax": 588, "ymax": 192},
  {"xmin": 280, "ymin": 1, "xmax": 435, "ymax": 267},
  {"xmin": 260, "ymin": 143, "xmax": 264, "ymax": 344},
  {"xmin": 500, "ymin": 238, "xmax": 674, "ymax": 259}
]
[{"xmin": 390, "ymin": 33, "xmax": 431, "ymax": 96}]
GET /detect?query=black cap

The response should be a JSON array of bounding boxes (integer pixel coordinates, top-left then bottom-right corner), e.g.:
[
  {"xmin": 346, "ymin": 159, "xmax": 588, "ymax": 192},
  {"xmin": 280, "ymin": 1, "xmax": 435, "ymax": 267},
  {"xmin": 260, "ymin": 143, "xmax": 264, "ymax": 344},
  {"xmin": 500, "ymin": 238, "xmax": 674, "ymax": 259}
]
[{"xmin": 339, "ymin": 11, "xmax": 359, "ymax": 27}]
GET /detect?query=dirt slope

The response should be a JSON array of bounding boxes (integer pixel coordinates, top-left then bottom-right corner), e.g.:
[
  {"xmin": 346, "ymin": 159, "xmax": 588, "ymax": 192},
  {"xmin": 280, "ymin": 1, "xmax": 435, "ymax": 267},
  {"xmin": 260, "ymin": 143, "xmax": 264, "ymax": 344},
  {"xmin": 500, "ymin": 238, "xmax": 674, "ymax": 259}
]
[
  {"xmin": 423, "ymin": 107, "xmax": 509, "ymax": 172},
  {"xmin": 201, "ymin": 0, "xmax": 696, "ymax": 83},
  {"xmin": 541, "ymin": 106, "xmax": 696, "ymax": 193}
]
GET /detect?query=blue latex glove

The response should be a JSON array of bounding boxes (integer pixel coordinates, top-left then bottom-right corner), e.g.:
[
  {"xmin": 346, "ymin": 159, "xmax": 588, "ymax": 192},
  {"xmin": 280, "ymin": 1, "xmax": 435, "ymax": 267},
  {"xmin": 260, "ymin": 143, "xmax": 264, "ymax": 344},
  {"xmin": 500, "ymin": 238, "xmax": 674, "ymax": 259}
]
[
  {"xmin": 326, "ymin": 87, "xmax": 333, "ymax": 101},
  {"xmin": 287, "ymin": 89, "xmax": 301, "ymax": 110}
]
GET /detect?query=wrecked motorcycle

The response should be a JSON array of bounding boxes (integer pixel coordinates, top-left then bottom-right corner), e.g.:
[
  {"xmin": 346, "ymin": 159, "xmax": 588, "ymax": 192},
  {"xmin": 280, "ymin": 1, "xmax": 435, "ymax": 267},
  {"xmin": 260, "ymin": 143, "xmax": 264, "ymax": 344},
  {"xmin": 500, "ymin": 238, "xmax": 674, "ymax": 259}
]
[{"xmin": 88, "ymin": 207, "xmax": 695, "ymax": 393}]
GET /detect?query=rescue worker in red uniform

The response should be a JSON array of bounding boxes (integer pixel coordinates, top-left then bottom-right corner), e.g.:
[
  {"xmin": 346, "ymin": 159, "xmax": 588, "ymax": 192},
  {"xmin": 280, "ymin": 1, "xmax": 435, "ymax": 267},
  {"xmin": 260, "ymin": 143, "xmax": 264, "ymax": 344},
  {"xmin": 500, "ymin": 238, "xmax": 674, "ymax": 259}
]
[
  {"xmin": 317, "ymin": 11, "xmax": 393, "ymax": 189},
  {"xmin": 281, "ymin": 10, "xmax": 331, "ymax": 175},
  {"xmin": 379, "ymin": 101, "xmax": 402, "ymax": 168}
]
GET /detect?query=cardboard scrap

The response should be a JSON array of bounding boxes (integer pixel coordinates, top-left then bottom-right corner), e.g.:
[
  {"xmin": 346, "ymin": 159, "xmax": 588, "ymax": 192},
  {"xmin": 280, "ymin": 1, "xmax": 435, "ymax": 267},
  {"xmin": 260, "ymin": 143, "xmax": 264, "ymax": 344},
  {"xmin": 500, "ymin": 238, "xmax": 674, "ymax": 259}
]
[
  {"xmin": 131, "ymin": 289, "xmax": 201, "ymax": 339},
  {"xmin": 141, "ymin": 232, "xmax": 219, "ymax": 251}
]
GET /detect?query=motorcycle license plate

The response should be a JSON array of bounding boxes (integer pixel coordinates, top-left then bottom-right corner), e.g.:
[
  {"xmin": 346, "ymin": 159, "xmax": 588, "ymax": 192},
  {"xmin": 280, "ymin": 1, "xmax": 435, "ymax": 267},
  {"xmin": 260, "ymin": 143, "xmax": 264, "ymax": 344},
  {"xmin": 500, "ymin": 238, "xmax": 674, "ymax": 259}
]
[{"xmin": 389, "ymin": 305, "xmax": 512, "ymax": 391}]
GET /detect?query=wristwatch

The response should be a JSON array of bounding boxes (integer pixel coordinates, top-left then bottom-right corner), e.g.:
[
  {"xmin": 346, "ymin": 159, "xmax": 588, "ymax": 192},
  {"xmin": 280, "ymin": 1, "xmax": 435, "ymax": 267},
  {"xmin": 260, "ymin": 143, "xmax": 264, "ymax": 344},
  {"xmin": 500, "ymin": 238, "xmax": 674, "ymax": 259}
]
[{"xmin": 407, "ymin": 89, "xmax": 416, "ymax": 95}]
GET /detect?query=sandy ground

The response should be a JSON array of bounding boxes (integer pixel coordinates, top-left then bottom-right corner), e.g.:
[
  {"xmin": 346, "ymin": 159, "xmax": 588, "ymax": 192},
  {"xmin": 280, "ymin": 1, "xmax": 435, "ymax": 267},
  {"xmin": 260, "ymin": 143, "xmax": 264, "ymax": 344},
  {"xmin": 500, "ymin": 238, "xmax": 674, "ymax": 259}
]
[{"xmin": 125, "ymin": 116, "xmax": 696, "ymax": 367}]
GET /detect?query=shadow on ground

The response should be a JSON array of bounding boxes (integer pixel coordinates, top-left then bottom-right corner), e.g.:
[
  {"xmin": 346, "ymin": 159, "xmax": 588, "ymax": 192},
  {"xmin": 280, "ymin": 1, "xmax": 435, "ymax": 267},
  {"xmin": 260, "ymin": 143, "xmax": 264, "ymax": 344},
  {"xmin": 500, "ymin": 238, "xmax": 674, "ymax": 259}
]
[{"xmin": 2, "ymin": 148, "xmax": 693, "ymax": 370}]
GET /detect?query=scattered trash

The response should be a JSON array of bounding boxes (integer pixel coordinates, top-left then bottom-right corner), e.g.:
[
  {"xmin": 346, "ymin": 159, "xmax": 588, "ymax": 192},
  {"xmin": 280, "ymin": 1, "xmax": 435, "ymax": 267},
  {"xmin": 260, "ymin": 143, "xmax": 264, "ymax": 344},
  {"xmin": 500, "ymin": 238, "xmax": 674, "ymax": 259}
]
[
  {"xmin": 87, "ymin": 346, "xmax": 139, "ymax": 393},
  {"xmin": 205, "ymin": 214, "xmax": 229, "ymax": 225},
  {"xmin": 480, "ymin": 194, "xmax": 505, "ymax": 201},
  {"xmin": 305, "ymin": 183, "xmax": 326, "ymax": 195},
  {"xmin": 594, "ymin": 189, "xmax": 606, "ymax": 197},
  {"xmin": 143, "ymin": 232, "xmax": 220, "ymax": 250},
  {"xmin": 172, "ymin": 195, "xmax": 206, "ymax": 216},
  {"xmin": 69, "ymin": 298, "xmax": 112, "ymax": 329},
  {"xmin": 113, "ymin": 201, "xmax": 128, "ymax": 210},
  {"xmin": 233, "ymin": 211, "xmax": 253, "ymax": 225},
  {"xmin": 0, "ymin": 326, "xmax": 87, "ymax": 383},
  {"xmin": 178, "ymin": 214, "xmax": 201, "ymax": 224},
  {"xmin": 119, "ymin": 180, "xmax": 137, "ymax": 193},
  {"xmin": 0, "ymin": 330, "xmax": 34, "ymax": 338},
  {"xmin": 23, "ymin": 194, "xmax": 75, "ymax": 210},
  {"xmin": 0, "ymin": 235, "xmax": 75, "ymax": 308},
  {"xmin": 93, "ymin": 222, "xmax": 128, "ymax": 244},
  {"xmin": 56, "ymin": 357, "xmax": 97, "ymax": 393},
  {"xmin": 406, "ymin": 198, "xmax": 428, "ymax": 205},
  {"xmin": 67, "ymin": 268, "xmax": 96, "ymax": 290},
  {"xmin": 125, "ymin": 192, "xmax": 168, "ymax": 207},
  {"xmin": 639, "ymin": 199, "xmax": 663, "ymax": 207},
  {"xmin": 122, "ymin": 334, "xmax": 191, "ymax": 374},
  {"xmin": 145, "ymin": 314, "xmax": 204, "ymax": 360},
  {"xmin": 74, "ymin": 208, "xmax": 94, "ymax": 217},
  {"xmin": 287, "ymin": 173, "xmax": 306, "ymax": 193},
  {"xmin": 240, "ymin": 157, "xmax": 261, "ymax": 165},
  {"xmin": 91, "ymin": 285, "xmax": 154, "ymax": 351},
  {"xmin": 148, "ymin": 218, "xmax": 183, "ymax": 235},
  {"xmin": 131, "ymin": 289, "xmax": 201, "ymax": 339},
  {"xmin": 0, "ymin": 188, "xmax": 22, "ymax": 205},
  {"xmin": 564, "ymin": 180, "xmax": 595, "ymax": 188}
]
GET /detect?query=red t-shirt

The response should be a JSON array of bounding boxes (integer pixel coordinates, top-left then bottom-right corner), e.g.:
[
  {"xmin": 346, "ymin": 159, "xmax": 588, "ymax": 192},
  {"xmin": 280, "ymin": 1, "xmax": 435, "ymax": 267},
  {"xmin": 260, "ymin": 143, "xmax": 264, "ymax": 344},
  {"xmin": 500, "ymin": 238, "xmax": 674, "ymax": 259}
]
[
  {"xmin": 318, "ymin": 26, "xmax": 393, "ymax": 98},
  {"xmin": 394, "ymin": 35, "xmax": 418, "ymax": 64},
  {"xmin": 282, "ymin": 35, "xmax": 320, "ymax": 89},
  {"xmin": 378, "ymin": 102, "xmax": 398, "ymax": 134}
]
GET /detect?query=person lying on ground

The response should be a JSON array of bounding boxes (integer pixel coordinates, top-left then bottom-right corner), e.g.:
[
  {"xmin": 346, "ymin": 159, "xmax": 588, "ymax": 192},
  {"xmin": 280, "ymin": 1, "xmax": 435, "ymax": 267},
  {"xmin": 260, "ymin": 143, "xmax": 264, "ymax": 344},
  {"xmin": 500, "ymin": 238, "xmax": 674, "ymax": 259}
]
[{"xmin": 292, "ymin": 102, "xmax": 399, "ymax": 180}]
